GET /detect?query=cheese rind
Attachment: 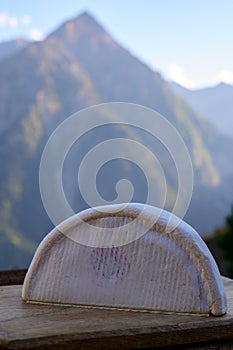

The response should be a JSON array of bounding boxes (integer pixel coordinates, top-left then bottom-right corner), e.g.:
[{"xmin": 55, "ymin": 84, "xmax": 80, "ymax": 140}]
[{"xmin": 22, "ymin": 203, "xmax": 227, "ymax": 316}]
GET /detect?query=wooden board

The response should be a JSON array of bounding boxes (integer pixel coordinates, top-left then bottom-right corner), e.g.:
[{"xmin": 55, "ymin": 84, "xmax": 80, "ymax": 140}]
[{"xmin": 0, "ymin": 277, "xmax": 233, "ymax": 349}]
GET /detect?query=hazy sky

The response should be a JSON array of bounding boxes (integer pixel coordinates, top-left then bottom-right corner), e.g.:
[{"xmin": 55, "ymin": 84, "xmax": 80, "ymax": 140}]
[{"xmin": 1, "ymin": 0, "xmax": 233, "ymax": 89}]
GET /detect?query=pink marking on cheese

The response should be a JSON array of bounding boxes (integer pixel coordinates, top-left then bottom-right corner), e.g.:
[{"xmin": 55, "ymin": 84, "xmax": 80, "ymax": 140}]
[{"xmin": 90, "ymin": 247, "xmax": 130, "ymax": 285}]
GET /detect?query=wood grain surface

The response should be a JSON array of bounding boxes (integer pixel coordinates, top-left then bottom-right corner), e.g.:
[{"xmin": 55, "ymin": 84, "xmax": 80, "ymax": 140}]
[{"xmin": 0, "ymin": 277, "xmax": 233, "ymax": 349}]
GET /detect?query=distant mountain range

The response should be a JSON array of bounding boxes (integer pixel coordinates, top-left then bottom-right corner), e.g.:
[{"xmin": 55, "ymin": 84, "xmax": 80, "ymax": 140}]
[
  {"xmin": 0, "ymin": 12, "xmax": 233, "ymax": 269},
  {"xmin": 0, "ymin": 38, "xmax": 29, "ymax": 62},
  {"xmin": 170, "ymin": 81, "xmax": 233, "ymax": 137}
]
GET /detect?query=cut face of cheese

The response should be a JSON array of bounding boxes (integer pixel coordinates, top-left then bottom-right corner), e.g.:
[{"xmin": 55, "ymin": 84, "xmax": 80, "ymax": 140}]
[{"xmin": 22, "ymin": 203, "xmax": 227, "ymax": 316}]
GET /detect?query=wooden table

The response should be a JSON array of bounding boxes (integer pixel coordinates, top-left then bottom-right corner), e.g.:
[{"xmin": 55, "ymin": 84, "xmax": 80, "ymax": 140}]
[{"xmin": 0, "ymin": 277, "xmax": 233, "ymax": 349}]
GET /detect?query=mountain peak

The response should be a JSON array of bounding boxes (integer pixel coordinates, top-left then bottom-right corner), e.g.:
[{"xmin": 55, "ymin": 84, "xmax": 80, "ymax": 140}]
[
  {"xmin": 217, "ymin": 81, "xmax": 233, "ymax": 89},
  {"xmin": 48, "ymin": 10, "xmax": 108, "ymax": 42},
  {"xmin": 77, "ymin": 11, "xmax": 96, "ymax": 20},
  {"xmin": 72, "ymin": 10, "xmax": 103, "ymax": 27}
]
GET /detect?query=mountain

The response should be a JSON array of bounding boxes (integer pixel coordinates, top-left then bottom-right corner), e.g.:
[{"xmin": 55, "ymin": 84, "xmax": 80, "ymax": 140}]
[
  {"xmin": 0, "ymin": 38, "xmax": 29, "ymax": 62},
  {"xmin": 0, "ymin": 12, "xmax": 233, "ymax": 269},
  {"xmin": 171, "ymin": 81, "xmax": 233, "ymax": 137}
]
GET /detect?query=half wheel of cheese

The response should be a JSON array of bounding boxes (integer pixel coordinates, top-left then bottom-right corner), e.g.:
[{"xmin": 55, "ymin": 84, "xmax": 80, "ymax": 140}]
[{"xmin": 22, "ymin": 203, "xmax": 227, "ymax": 316}]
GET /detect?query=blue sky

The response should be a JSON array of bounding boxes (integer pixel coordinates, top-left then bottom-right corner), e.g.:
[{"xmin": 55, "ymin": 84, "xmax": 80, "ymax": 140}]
[{"xmin": 1, "ymin": 0, "xmax": 233, "ymax": 89}]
